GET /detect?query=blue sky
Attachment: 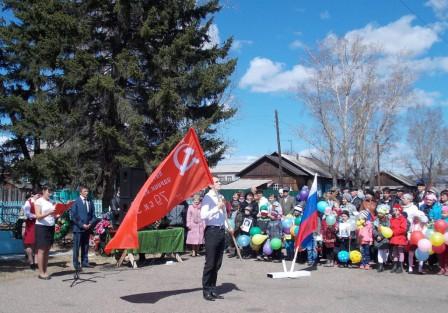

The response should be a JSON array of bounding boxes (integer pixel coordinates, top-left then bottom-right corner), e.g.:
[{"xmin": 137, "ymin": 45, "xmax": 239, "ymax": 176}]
[{"xmin": 212, "ymin": 0, "xmax": 448, "ymax": 170}]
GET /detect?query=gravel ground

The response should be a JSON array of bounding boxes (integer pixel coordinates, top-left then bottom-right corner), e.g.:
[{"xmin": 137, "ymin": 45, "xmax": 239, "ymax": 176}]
[{"xmin": 1, "ymin": 251, "xmax": 447, "ymax": 313}]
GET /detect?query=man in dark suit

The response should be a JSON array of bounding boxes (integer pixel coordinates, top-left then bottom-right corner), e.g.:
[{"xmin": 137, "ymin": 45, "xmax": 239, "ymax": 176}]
[{"xmin": 70, "ymin": 186, "xmax": 96, "ymax": 270}]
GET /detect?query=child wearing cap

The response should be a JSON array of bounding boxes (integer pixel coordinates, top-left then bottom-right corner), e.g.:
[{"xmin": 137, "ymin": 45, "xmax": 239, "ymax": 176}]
[
  {"xmin": 356, "ymin": 210, "xmax": 373, "ymax": 270},
  {"xmin": 337, "ymin": 210, "xmax": 352, "ymax": 267},
  {"xmin": 407, "ymin": 211, "xmax": 427, "ymax": 274},
  {"xmin": 266, "ymin": 209, "xmax": 283, "ymax": 262},
  {"xmin": 373, "ymin": 204, "xmax": 391, "ymax": 272}
]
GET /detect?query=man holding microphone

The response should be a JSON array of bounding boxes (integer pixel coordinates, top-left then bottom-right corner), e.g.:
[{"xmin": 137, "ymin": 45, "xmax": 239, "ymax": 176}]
[{"xmin": 200, "ymin": 177, "xmax": 233, "ymax": 301}]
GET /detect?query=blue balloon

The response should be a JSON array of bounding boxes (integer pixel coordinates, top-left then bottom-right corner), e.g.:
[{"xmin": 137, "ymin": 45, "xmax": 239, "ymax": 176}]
[
  {"xmin": 317, "ymin": 201, "xmax": 328, "ymax": 213},
  {"xmin": 237, "ymin": 235, "xmax": 250, "ymax": 247},
  {"xmin": 282, "ymin": 218, "xmax": 293, "ymax": 229},
  {"xmin": 338, "ymin": 250, "xmax": 349, "ymax": 263},
  {"xmin": 415, "ymin": 248, "xmax": 429, "ymax": 261},
  {"xmin": 326, "ymin": 215, "xmax": 336, "ymax": 226}
]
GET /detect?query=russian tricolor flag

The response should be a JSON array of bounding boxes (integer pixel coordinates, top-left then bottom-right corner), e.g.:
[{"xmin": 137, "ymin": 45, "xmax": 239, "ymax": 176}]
[{"xmin": 294, "ymin": 174, "xmax": 318, "ymax": 249}]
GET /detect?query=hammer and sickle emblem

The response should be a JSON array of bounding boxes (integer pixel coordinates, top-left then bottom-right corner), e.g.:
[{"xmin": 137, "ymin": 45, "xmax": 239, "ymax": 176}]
[{"xmin": 173, "ymin": 144, "xmax": 200, "ymax": 176}]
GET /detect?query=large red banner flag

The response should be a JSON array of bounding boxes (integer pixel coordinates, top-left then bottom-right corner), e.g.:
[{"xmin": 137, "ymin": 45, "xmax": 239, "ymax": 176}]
[{"xmin": 105, "ymin": 128, "xmax": 214, "ymax": 253}]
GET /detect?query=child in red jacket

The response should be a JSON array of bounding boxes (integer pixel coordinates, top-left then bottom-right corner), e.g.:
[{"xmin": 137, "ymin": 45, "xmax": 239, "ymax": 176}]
[{"xmin": 389, "ymin": 205, "xmax": 408, "ymax": 273}]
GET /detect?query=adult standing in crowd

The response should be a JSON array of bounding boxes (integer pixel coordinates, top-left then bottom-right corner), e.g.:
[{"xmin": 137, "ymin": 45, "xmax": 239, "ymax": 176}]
[
  {"xmin": 71, "ymin": 186, "xmax": 96, "ymax": 270},
  {"xmin": 280, "ymin": 188, "xmax": 295, "ymax": 216},
  {"xmin": 34, "ymin": 186, "xmax": 56, "ymax": 280},
  {"xmin": 186, "ymin": 194, "xmax": 205, "ymax": 257},
  {"xmin": 22, "ymin": 190, "xmax": 40, "ymax": 270},
  {"xmin": 200, "ymin": 177, "xmax": 232, "ymax": 301}
]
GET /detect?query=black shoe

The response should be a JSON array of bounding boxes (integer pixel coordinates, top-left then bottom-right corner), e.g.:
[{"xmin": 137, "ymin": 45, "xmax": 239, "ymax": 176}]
[
  {"xmin": 390, "ymin": 261, "xmax": 398, "ymax": 273},
  {"xmin": 377, "ymin": 263, "xmax": 384, "ymax": 272},
  {"xmin": 203, "ymin": 292, "xmax": 215, "ymax": 301},
  {"xmin": 396, "ymin": 262, "xmax": 403, "ymax": 273},
  {"xmin": 211, "ymin": 292, "xmax": 224, "ymax": 299},
  {"xmin": 30, "ymin": 264, "xmax": 36, "ymax": 271},
  {"xmin": 82, "ymin": 264, "xmax": 93, "ymax": 268}
]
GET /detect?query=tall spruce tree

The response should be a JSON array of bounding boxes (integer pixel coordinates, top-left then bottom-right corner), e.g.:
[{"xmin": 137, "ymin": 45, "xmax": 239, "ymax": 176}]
[
  {"xmin": 1, "ymin": 0, "xmax": 236, "ymax": 206},
  {"xmin": 0, "ymin": 0, "xmax": 80, "ymax": 188}
]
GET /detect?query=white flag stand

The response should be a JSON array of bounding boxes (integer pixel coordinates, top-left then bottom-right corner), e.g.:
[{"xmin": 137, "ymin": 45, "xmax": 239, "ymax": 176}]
[{"xmin": 266, "ymin": 248, "xmax": 311, "ymax": 279}]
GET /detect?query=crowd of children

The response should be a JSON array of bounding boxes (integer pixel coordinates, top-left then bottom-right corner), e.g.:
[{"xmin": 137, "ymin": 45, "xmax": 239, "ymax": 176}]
[{"xmin": 206, "ymin": 185, "xmax": 448, "ymax": 276}]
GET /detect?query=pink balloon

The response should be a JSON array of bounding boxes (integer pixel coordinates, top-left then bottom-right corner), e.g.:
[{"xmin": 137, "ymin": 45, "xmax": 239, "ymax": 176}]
[
  {"xmin": 417, "ymin": 238, "xmax": 432, "ymax": 253},
  {"xmin": 445, "ymin": 232, "xmax": 448, "ymax": 245}
]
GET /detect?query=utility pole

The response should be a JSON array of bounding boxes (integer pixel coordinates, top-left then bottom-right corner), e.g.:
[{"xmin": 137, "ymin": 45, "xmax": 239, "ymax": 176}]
[
  {"xmin": 377, "ymin": 141, "xmax": 381, "ymax": 189},
  {"xmin": 428, "ymin": 153, "xmax": 433, "ymax": 188},
  {"xmin": 275, "ymin": 110, "xmax": 283, "ymax": 188}
]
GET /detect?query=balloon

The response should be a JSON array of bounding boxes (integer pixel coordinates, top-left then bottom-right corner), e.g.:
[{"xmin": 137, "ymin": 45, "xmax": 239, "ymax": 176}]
[
  {"xmin": 317, "ymin": 201, "xmax": 328, "ymax": 213},
  {"xmin": 326, "ymin": 215, "xmax": 336, "ymax": 226},
  {"xmin": 432, "ymin": 243, "xmax": 446, "ymax": 254},
  {"xmin": 237, "ymin": 235, "xmax": 250, "ymax": 247},
  {"xmin": 249, "ymin": 226, "xmax": 262, "ymax": 236},
  {"xmin": 282, "ymin": 219, "xmax": 293, "ymax": 229},
  {"xmin": 338, "ymin": 250, "xmax": 349, "ymax": 263},
  {"xmin": 434, "ymin": 220, "xmax": 448, "ymax": 234},
  {"xmin": 410, "ymin": 231, "xmax": 425, "ymax": 246},
  {"xmin": 299, "ymin": 190, "xmax": 309, "ymax": 201},
  {"xmin": 262, "ymin": 240, "xmax": 273, "ymax": 255},
  {"xmin": 381, "ymin": 226, "xmax": 393, "ymax": 239},
  {"xmin": 349, "ymin": 250, "xmax": 362, "ymax": 264},
  {"xmin": 290, "ymin": 226, "xmax": 299, "ymax": 237},
  {"xmin": 270, "ymin": 238, "xmax": 282, "ymax": 250},
  {"xmin": 301, "ymin": 185, "xmax": 309, "ymax": 191},
  {"xmin": 430, "ymin": 232, "xmax": 445, "ymax": 247},
  {"xmin": 445, "ymin": 232, "xmax": 448, "ymax": 245},
  {"xmin": 417, "ymin": 238, "xmax": 432, "ymax": 252},
  {"xmin": 425, "ymin": 228, "xmax": 434, "ymax": 239},
  {"xmin": 415, "ymin": 248, "xmax": 430, "ymax": 261},
  {"xmin": 294, "ymin": 216, "xmax": 302, "ymax": 226},
  {"xmin": 250, "ymin": 241, "xmax": 261, "ymax": 251},
  {"xmin": 252, "ymin": 234, "xmax": 268, "ymax": 246}
]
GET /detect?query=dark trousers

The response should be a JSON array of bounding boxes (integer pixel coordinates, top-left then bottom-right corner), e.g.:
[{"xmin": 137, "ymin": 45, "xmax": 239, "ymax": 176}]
[
  {"xmin": 73, "ymin": 231, "xmax": 90, "ymax": 269},
  {"xmin": 202, "ymin": 227, "xmax": 225, "ymax": 292}
]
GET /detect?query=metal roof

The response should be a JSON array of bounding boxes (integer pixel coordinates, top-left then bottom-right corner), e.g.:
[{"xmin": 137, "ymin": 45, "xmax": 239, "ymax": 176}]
[{"xmin": 221, "ymin": 178, "xmax": 273, "ymax": 190}]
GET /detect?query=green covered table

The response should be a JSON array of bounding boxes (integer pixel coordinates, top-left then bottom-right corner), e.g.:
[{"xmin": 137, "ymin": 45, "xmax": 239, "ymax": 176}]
[
  {"xmin": 134, "ymin": 227, "xmax": 184, "ymax": 254},
  {"xmin": 118, "ymin": 227, "xmax": 184, "ymax": 268}
]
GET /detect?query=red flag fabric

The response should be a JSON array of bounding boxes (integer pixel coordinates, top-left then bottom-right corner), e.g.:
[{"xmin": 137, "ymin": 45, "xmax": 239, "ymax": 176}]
[{"xmin": 105, "ymin": 128, "xmax": 214, "ymax": 253}]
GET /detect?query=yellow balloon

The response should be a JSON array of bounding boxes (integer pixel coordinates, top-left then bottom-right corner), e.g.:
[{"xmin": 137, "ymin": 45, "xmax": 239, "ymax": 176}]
[
  {"xmin": 252, "ymin": 234, "xmax": 267, "ymax": 246},
  {"xmin": 349, "ymin": 250, "xmax": 362, "ymax": 263},
  {"xmin": 430, "ymin": 232, "xmax": 445, "ymax": 247},
  {"xmin": 250, "ymin": 241, "xmax": 261, "ymax": 251},
  {"xmin": 381, "ymin": 226, "xmax": 393, "ymax": 239}
]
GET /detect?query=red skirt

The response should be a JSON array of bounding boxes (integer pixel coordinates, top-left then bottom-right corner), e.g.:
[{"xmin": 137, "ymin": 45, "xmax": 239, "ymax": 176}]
[{"xmin": 23, "ymin": 219, "xmax": 36, "ymax": 245}]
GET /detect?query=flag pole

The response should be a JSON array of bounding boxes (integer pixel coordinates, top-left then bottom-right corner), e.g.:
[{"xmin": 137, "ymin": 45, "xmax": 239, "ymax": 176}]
[{"xmin": 289, "ymin": 246, "xmax": 300, "ymax": 272}]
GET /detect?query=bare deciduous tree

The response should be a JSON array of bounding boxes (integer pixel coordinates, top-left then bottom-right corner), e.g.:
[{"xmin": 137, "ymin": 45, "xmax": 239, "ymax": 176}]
[
  {"xmin": 405, "ymin": 106, "xmax": 448, "ymax": 186},
  {"xmin": 296, "ymin": 36, "xmax": 413, "ymax": 187}
]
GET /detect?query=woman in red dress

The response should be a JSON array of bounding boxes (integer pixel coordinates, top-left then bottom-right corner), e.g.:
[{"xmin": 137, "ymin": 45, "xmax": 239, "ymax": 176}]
[{"xmin": 23, "ymin": 191, "xmax": 40, "ymax": 270}]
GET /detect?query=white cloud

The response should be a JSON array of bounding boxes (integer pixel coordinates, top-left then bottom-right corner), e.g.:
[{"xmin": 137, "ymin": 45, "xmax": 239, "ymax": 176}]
[
  {"xmin": 345, "ymin": 15, "xmax": 439, "ymax": 56},
  {"xmin": 202, "ymin": 24, "xmax": 220, "ymax": 49},
  {"xmin": 239, "ymin": 57, "xmax": 313, "ymax": 93},
  {"xmin": 408, "ymin": 56, "xmax": 448, "ymax": 73},
  {"xmin": 409, "ymin": 89, "xmax": 443, "ymax": 107},
  {"xmin": 426, "ymin": 0, "xmax": 448, "ymax": 19},
  {"xmin": 320, "ymin": 10, "xmax": 330, "ymax": 20},
  {"xmin": 231, "ymin": 39, "xmax": 253, "ymax": 52},
  {"xmin": 289, "ymin": 39, "xmax": 306, "ymax": 50}
]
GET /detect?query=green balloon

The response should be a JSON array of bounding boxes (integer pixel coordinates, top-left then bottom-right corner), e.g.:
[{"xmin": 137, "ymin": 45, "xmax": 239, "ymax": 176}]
[
  {"xmin": 270, "ymin": 238, "xmax": 282, "ymax": 250},
  {"xmin": 295, "ymin": 217, "xmax": 302, "ymax": 226},
  {"xmin": 249, "ymin": 226, "xmax": 262, "ymax": 236}
]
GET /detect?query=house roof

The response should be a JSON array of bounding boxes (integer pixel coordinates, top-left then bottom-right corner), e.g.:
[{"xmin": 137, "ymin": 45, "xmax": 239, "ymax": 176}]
[
  {"xmin": 211, "ymin": 163, "xmax": 249, "ymax": 174},
  {"xmin": 221, "ymin": 179, "xmax": 273, "ymax": 190},
  {"xmin": 381, "ymin": 171, "xmax": 416, "ymax": 187},
  {"xmin": 237, "ymin": 155, "xmax": 308, "ymax": 177},
  {"xmin": 274, "ymin": 153, "xmax": 334, "ymax": 179}
]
